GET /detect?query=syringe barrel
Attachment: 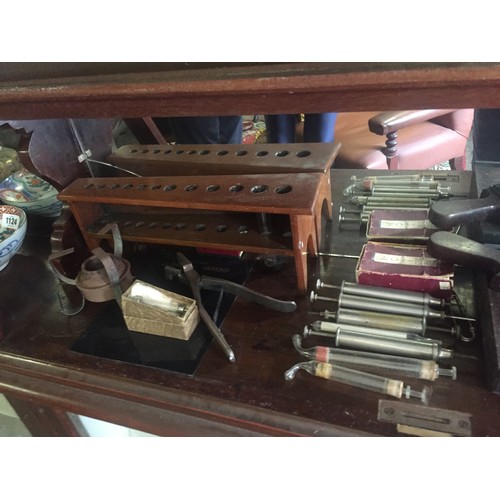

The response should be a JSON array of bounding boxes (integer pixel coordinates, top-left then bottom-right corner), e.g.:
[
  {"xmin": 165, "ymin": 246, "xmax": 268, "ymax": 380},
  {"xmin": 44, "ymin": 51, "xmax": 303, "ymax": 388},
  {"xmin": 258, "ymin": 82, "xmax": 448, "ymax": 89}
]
[
  {"xmin": 335, "ymin": 330, "xmax": 441, "ymax": 360},
  {"xmin": 338, "ymin": 293, "xmax": 433, "ymax": 319},
  {"xmin": 316, "ymin": 346, "xmax": 439, "ymax": 381},
  {"xmin": 340, "ymin": 282, "xmax": 443, "ymax": 308},
  {"xmin": 315, "ymin": 320, "xmax": 421, "ymax": 341},
  {"xmin": 315, "ymin": 362, "xmax": 403, "ymax": 398},
  {"xmin": 336, "ymin": 308, "xmax": 425, "ymax": 334}
]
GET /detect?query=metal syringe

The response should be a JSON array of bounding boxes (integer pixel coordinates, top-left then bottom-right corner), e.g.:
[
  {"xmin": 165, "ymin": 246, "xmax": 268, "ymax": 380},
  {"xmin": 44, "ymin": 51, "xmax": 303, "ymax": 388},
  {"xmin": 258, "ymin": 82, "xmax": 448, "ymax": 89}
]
[
  {"xmin": 310, "ymin": 291, "xmax": 475, "ymax": 323},
  {"xmin": 315, "ymin": 309, "xmax": 458, "ymax": 337},
  {"xmin": 303, "ymin": 321, "xmax": 428, "ymax": 341},
  {"xmin": 308, "ymin": 320, "xmax": 428, "ymax": 342},
  {"xmin": 316, "ymin": 279, "xmax": 444, "ymax": 309},
  {"xmin": 302, "ymin": 326, "xmax": 453, "ymax": 360},
  {"xmin": 292, "ymin": 334, "xmax": 456, "ymax": 381},
  {"xmin": 317, "ymin": 308, "xmax": 428, "ymax": 334}
]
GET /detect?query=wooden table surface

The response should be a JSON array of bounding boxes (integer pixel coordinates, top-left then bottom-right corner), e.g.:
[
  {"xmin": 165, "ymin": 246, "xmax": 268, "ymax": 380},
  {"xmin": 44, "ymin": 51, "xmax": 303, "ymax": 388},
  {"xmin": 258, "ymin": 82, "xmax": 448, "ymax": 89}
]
[{"xmin": 0, "ymin": 169, "xmax": 499, "ymax": 436}]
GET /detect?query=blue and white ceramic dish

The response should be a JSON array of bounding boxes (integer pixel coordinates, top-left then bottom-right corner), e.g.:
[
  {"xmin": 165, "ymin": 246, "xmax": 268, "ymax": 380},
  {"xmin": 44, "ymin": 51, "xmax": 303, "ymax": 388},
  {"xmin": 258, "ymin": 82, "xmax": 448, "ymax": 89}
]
[{"xmin": 0, "ymin": 169, "xmax": 62, "ymax": 217}]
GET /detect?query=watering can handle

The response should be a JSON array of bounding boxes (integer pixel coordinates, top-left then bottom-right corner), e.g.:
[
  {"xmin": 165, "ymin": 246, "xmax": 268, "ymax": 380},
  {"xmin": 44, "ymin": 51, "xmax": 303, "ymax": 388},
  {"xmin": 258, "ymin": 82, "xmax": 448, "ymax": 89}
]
[
  {"xmin": 91, "ymin": 247, "xmax": 125, "ymax": 308},
  {"xmin": 48, "ymin": 247, "xmax": 77, "ymax": 286},
  {"xmin": 96, "ymin": 222, "xmax": 123, "ymax": 258}
]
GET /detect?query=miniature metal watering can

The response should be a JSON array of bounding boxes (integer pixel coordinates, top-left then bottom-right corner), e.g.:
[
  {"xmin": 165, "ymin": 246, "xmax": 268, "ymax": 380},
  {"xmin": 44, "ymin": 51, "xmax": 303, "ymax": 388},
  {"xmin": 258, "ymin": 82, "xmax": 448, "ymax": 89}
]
[{"xmin": 49, "ymin": 223, "xmax": 133, "ymax": 305}]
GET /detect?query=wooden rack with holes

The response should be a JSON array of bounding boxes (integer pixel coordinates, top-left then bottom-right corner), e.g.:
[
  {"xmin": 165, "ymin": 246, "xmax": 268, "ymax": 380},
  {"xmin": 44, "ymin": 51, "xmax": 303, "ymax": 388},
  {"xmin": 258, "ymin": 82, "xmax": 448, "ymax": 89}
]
[
  {"xmin": 107, "ymin": 142, "xmax": 340, "ymax": 176},
  {"xmin": 107, "ymin": 142, "xmax": 340, "ymax": 247},
  {"xmin": 58, "ymin": 172, "xmax": 328, "ymax": 292}
]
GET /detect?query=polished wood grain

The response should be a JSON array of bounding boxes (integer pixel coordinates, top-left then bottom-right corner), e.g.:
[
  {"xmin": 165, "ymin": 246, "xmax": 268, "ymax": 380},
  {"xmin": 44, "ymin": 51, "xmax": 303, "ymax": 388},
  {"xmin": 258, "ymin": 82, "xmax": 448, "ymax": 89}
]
[{"xmin": 1, "ymin": 63, "xmax": 500, "ymax": 119}]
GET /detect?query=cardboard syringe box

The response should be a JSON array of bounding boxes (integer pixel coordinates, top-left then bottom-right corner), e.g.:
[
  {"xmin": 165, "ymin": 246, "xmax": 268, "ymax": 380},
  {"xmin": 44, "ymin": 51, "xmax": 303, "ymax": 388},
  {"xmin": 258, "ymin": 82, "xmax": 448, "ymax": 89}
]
[
  {"xmin": 122, "ymin": 280, "xmax": 199, "ymax": 340},
  {"xmin": 356, "ymin": 241, "xmax": 454, "ymax": 299}
]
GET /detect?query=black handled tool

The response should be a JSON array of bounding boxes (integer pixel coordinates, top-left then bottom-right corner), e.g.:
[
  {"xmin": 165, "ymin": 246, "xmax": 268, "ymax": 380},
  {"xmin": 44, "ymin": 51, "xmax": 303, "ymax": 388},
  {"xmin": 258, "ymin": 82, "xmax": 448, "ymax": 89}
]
[
  {"xmin": 428, "ymin": 231, "xmax": 500, "ymax": 291},
  {"xmin": 428, "ymin": 183, "xmax": 500, "ymax": 229}
]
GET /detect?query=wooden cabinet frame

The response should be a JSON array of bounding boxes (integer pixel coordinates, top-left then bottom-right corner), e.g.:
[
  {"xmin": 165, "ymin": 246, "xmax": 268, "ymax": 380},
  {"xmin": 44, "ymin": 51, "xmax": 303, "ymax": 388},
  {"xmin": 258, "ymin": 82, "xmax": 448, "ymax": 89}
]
[{"xmin": 1, "ymin": 63, "xmax": 500, "ymax": 436}]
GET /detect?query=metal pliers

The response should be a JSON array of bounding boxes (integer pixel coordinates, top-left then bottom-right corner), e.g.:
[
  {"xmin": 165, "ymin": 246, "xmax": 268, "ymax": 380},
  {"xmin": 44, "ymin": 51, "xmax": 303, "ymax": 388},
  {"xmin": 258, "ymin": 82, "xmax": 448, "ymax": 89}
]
[{"xmin": 166, "ymin": 252, "xmax": 297, "ymax": 362}]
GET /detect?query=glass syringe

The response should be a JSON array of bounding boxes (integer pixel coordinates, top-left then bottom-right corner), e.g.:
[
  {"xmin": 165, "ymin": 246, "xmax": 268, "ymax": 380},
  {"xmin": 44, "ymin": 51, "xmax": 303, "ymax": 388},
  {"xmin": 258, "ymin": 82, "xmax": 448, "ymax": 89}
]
[
  {"xmin": 292, "ymin": 334, "xmax": 457, "ymax": 381},
  {"xmin": 284, "ymin": 360, "xmax": 430, "ymax": 403}
]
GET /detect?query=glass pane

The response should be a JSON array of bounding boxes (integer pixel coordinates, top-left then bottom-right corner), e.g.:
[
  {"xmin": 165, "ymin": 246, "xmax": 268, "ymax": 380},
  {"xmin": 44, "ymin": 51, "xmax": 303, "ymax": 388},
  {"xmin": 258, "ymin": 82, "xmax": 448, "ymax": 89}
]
[
  {"xmin": 0, "ymin": 394, "xmax": 31, "ymax": 437},
  {"xmin": 70, "ymin": 414, "xmax": 157, "ymax": 437}
]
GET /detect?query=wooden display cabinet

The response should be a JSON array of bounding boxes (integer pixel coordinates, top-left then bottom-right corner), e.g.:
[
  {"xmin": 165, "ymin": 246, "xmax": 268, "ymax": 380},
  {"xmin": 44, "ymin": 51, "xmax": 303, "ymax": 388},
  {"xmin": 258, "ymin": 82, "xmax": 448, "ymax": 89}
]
[{"xmin": 1, "ymin": 63, "xmax": 500, "ymax": 437}]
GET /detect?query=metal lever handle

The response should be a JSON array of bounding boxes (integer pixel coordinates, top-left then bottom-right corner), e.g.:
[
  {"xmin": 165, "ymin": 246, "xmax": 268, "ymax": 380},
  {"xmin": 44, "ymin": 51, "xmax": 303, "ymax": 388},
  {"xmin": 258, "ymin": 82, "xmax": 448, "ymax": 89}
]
[
  {"xmin": 176, "ymin": 252, "xmax": 236, "ymax": 362},
  {"xmin": 164, "ymin": 265, "xmax": 297, "ymax": 313},
  {"xmin": 200, "ymin": 277, "xmax": 297, "ymax": 313}
]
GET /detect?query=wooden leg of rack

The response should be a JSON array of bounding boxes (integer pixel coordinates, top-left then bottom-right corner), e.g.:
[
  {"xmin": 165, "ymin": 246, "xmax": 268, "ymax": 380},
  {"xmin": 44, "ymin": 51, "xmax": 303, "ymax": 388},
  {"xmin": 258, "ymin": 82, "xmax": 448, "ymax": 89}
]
[
  {"xmin": 314, "ymin": 174, "xmax": 333, "ymax": 248},
  {"xmin": 290, "ymin": 214, "xmax": 317, "ymax": 292}
]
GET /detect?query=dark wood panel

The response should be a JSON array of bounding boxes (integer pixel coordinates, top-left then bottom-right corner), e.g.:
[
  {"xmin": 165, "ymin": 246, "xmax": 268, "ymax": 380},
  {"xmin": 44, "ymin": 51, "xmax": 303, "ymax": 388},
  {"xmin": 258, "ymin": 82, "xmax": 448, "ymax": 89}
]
[
  {"xmin": 0, "ymin": 63, "xmax": 499, "ymax": 119},
  {"xmin": 5, "ymin": 394, "xmax": 83, "ymax": 437}
]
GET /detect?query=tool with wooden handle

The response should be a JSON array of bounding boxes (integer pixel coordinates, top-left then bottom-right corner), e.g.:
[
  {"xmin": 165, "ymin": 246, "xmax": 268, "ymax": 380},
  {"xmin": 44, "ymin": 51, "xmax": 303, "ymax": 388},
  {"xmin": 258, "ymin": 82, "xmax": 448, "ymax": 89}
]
[
  {"xmin": 428, "ymin": 183, "xmax": 500, "ymax": 229},
  {"xmin": 428, "ymin": 231, "xmax": 500, "ymax": 291}
]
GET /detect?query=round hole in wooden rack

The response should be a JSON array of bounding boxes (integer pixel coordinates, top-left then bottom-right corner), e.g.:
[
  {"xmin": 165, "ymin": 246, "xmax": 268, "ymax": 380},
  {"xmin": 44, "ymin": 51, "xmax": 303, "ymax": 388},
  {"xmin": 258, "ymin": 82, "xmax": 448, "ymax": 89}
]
[
  {"xmin": 199, "ymin": 150, "xmax": 210, "ymax": 155},
  {"xmin": 163, "ymin": 223, "xmax": 172, "ymax": 229},
  {"xmin": 229, "ymin": 184, "xmax": 244, "ymax": 193},
  {"xmin": 235, "ymin": 150, "xmax": 248, "ymax": 156},
  {"xmin": 123, "ymin": 184, "xmax": 133, "ymax": 190},
  {"xmin": 151, "ymin": 185, "xmax": 161, "ymax": 190},
  {"xmin": 135, "ymin": 221, "xmax": 145, "ymax": 228},
  {"xmin": 124, "ymin": 221, "xmax": 133, "ymax": 227},
  {"xmin": 136, "ymin": 184, "xmax": 147, "ymax": 190},
  {"xmin": 175, "ymin": 223, "xmax": 187, "ymax": 230},
  {"xmin": 110, "ymin": 184, "xmax": 120, "ymax": 189},
  {"xmin": 149, "ymin": 222, "xmax": 158, "ymax": 228},
  {"xmin": 96, "ymin": 184, "xmax": 106, "ymax": 190},
  {"xmin": 256, "ymin": 150, "xmax": 269, "ymax": 157},
  {"xmin": 251, "ymin": 185, "xmax": 268, "ymax": 194},
  {"xmin": 206, "ymin": 184, "xmax": 220, "ymax": 192},
  {"xmin": 238, "ymin": 225, "xmax": 249, "ymax": 234},
  {"xmin": 163, "ymin": 149, "xmax": 173, "ymax": 155},
  {"xmin": 195, "ymin": 224, "xmax": 206, "ymax": 231},
  {"xmin": 152, "ymin": 150, "xmax": 161, "ymax": 154},
  {"xmin": 176, "ymin": 150, "xmax": 185, "ymax": 155},
  {"xmin": 275, "ymin": 150, "xmax": 289, "ymax": 157},
  {"xmin": 275, "ymin": 184, "xmax": 292, "ymax": 194},
  {"xmin": 187, "ymin": 150, "xmax": 197, "ymax": 155},
  {"xmin": 217, "ymin": 150, "xmax": 229, "ymax": 156},
  {"xmin": 84, "ymin": 183, "xmax": 94, "ymax": 189},
  {"xmin": 216, "ymin": 225, "xmax": 228, "ymax": 232},
  {"xmin": 185, "ymin": 184, "xmax": 198, "ymax": 192},
  {"xmin": 296, "ymin": 150, "xmax": 311, "ymax": 157},
  {"xmin": 130, "ymin": 149, "xmax": 138, "ymax": 154},
  {"xmin": 163, "ymin": 184, "xmax": 177, "ymax": 191},
  {"xmin": 141, "ymin": 149, "xmax": 149, "ymax": 154}
]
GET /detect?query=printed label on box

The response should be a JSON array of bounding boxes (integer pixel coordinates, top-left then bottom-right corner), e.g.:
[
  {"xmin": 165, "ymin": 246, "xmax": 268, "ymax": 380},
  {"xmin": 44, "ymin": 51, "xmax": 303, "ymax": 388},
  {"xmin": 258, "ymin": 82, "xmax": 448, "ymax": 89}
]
[
  {"xmin": 380, "ymin": 220, "xmax": 437, "ymax": 230},
  {"xmin": 373, "ymin": 252, "xmax": 439, "ymax": 267}
]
